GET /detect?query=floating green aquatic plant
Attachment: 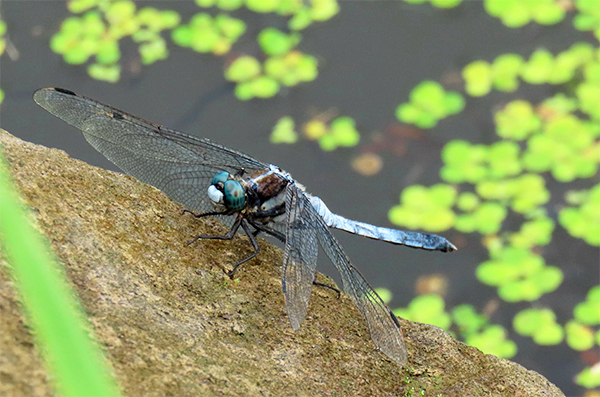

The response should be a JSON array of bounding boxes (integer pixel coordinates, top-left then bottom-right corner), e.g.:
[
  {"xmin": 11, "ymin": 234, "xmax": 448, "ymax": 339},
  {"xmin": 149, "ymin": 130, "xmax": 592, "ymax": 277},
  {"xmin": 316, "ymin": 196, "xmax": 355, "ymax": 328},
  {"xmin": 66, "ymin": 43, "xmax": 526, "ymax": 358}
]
[
  {"xmin": 508, "ymin": 212, "xmax": 555, "ymax": 249},
  {"xmin": 265, "ymin": 50, "xmax": 319, "ymax": 86},
  {"xmin": 318, "ymin": 116, "xmax": 361, "ymax": 150},
  {"xmin": 258, "ymin": 28, "xmax": 301, "ymax": 56},
  {"xmin": 402, "ymin": 0, "xmax": 463, "ymax": 9},
  {"xmin": 386, "ymin": 292, "xmax": 517, "ymax": 359},
  {"xmin": 51, "ymin": 0, "xmax": 180, "ymax": 82},
  {"xmin": 307, "ymin": 116, "xmax": 360, "ymax": 151},
  {"xmin": 0, "ymin": 18, "xmax": 5, "ymax": 55},
  {"xmin": 172, "ymin": 13, "xmax": 245, "ymax": 55},
  {"xmin": 566, "ymin": 320, "xmax": 595, "ymax": 351},
  {"xmin": 574, "ymin": 286, "xmax": 600, "ymax": 325},
  {"xmin": 568, "ymin": 284, "xmax": 600, "ymax": 359},
  {"xmin": 463, "ymin": 43, "xmax": 596, "ymax": 97},
  {"xmin": 455, "ymin": 201, "xmax": 506, "ymax": 235},
  {"xmin": 286, "ymin": 0, "xmax": 340, "ymax": 31},
  {"xmin": 476, "ymin": 247, "xmax": 563, "ymax": 302},
  {"xmin": 451, "ymin": 304, "xmax": 488, "ymax": 336},
  {"xmin": 225, "ymin": 55, "xmax": 261, "ymax": 82},
  {"xmin": 575, "ymin": 364, "xmax": 600, "ymax": 389},
  {"xmin": 573, "ymin": 0, "xmax": 600, "ymax": 39},
  {"xmin": 494, "ymin": 100, "xmax": 541, "ymax": 140},
  {"xmin": 476, "ymin": 174, "xmax": 550, "ymax": 213},
  {"xmin": 226, "ymin": 44, "xmax": 319, "ymax": 100},
  {"xmin": 559, "ymin": 185, "xmax": 600, "ymax": 246},
  {"xmin": 523, "ymin": 114, "xmax": 599, "ymax": 182},
  {"xmin": 270, "ymin": 113, "xmax": 361, "ymax": 150},
  {"xmin": 465, "ymin": 324, "xmax": 517, "ymax": 358},
  {"xmin": 195, "ymin": 0, "xmax": 244, "ymax": 11},
  {"xmin": 395, "ymin": 80, "xmax": 465, "ymax": 129},
  {"xmin": 388, "ymin": 184, "xmax": 456, "ymax": 232},
  {"xmin": 195, "ymin": 0, "xmax": 339, "ymax": 30},
  {"xmin": 513, "ymin": 308, "xmax": 563, "ymax": 345},
  {"xmin": 270, "ymin": 116, "xmax": 298, "ymax": 144},
  {"xmin": 440, "ymin": 140, "xmax": 489, "ymax": 183},
  {"xmin": 483, "ymin": 0, "xmax": 565, "ymax": 28},
  {"xmin": 48, "ymin": 0, "xmax": 333, "ymax": 88},
  {"xmin": 393, "ymin": 294, "xmax": 452, "ymax": 329}
]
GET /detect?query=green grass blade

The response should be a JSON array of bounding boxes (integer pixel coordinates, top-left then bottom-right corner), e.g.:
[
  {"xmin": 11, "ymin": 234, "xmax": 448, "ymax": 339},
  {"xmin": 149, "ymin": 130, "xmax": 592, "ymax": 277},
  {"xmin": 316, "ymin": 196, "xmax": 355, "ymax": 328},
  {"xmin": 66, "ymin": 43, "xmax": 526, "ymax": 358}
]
[{"xmin": 0, "ymin": 148, "xmax": 121, "ymax": 397}]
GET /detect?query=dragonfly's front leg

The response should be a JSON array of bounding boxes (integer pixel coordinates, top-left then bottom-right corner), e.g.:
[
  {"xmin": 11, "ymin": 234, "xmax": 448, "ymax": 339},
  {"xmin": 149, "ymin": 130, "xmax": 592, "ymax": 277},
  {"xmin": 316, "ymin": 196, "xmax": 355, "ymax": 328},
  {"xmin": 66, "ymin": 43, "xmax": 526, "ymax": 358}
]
[
  {"xmin": 185, "ymin": 212, "xmax": 243, "ymax": 245},
  {"xmin": 182, "ymin": 208, "xmax": 229, "ymax": 218},
  {"xmin": 186, "ymin": 213, "xmax": 261, "ymax": 278}
]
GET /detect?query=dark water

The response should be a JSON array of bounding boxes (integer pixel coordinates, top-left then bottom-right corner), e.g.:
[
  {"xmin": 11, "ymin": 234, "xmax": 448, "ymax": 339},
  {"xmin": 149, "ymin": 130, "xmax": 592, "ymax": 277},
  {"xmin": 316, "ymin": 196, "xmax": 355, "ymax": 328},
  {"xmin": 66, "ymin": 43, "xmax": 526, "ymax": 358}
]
[{"xmin": 0, "ymin": 2, "xmax": 597, "ymax": 395}]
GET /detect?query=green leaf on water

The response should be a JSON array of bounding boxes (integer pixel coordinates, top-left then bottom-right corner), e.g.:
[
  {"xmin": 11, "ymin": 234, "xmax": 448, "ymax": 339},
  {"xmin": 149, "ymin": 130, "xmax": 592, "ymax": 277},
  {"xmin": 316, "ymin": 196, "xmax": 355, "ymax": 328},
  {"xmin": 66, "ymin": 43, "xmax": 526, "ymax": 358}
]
[
  {"xmin": 225, "ymin": 56, "xmax": 261, "ymax": 82},
  {"xmin": 465, "ymin": 325, "xmax": 517, "ymax": 358},
  {"xmin": 394, "ymin": 294, "xmax": 451, "ymax": 330},
  {"xmin": 574, "ymin": 285, "xmax": 600, "ymax": 325},
  {"xmin": 271, "ymin": 116, "xmax": 298, "ymax": 144},
  {"xmin": 513, "ymin": 308, "xmax": 563, "ymax": 345},
  {"xmin": 575, "ymin": 365, "xmax": 600, "ymax": 389},
  {"xmin": 495, "ymin": 100, "xmax": 541, "ymax": 140},
  {"xmin": 566, "ymin": 320, "xmax": 595, "ymax": 351},
  {"xmin": 463, "ymin": 60, "xmax": 493, "ymax": 97}
]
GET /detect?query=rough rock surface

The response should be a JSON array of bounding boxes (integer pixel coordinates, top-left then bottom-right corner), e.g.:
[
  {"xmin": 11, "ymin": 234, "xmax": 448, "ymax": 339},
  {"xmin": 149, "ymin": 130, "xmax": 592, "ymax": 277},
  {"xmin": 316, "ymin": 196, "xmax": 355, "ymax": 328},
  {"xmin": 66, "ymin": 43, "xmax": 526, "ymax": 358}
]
[{"xmin": 0, "ymin": 130, "xmax": 565, "ymax": 396}]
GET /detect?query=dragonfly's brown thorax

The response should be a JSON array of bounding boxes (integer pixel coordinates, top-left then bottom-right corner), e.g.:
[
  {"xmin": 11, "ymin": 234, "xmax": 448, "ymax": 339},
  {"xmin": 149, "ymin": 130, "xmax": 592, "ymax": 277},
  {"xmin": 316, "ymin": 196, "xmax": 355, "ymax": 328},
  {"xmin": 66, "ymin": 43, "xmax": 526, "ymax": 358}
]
[{"xmin": 242, "ymin": 169, "xmax": 289, "ymax": 222}]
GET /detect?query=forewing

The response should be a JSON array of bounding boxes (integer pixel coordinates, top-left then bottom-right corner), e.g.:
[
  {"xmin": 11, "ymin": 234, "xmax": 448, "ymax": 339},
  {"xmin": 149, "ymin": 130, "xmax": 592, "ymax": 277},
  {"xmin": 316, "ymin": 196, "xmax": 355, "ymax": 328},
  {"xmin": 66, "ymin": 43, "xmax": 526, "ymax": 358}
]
[
  {"xmin": 311, "ymin": 202, "xmax": 408, "ymax": 365},
  {"xmin": 33, "ymin": 88, "xmax": 268, "ymax": 214},
  {"xmin": 281, "ymin": 184, "xmax": 318, "ymax": 330}
]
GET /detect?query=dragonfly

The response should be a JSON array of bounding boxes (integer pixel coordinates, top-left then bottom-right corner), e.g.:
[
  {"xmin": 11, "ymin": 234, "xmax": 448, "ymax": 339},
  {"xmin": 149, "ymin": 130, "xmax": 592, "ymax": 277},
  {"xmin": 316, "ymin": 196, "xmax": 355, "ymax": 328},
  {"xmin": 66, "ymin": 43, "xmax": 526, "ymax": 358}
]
[{"xmin": 34, "ymin": 87, "xmax": 457, "ymax": 365}]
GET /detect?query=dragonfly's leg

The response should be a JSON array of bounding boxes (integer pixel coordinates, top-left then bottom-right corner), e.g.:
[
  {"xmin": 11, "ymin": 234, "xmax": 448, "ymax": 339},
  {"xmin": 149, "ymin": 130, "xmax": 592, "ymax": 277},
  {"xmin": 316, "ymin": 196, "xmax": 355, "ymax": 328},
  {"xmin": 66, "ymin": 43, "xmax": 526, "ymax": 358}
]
[
  {"xmin": 186, "ymin": 214, "xmax": 243, "ymax": 245},
  {"xmin": 313, "ymin": 281, "xmax": 341, "ymax": 298},
  {"xmin": 247, "ymin": 218, "xmax": 286, "ymax": 242},
  {"xmin": 182, "ymin": 209, "xmax": 228, "ymax": 218},
  {"xmin": 227, "ymin": 220, "xmax": 260, "ymax": 278},
  {"xmin": 181, "ymin": 208, "xmax": 199, "ymax": 217},
  {"xmin": 250, "ymin": 226, "xmax": 262, "ymax": 238},
  {"xmin": 187, "ymin": 215, "xmax": 261, "ymax": 277}
]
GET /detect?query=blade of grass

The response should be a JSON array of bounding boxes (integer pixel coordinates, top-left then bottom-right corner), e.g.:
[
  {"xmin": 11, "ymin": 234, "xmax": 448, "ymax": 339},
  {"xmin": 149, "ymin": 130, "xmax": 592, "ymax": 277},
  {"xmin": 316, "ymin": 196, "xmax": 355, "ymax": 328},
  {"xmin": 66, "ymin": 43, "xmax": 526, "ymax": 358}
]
[{"xmin": 0, "ymin": 147, "xmax": 121, "ymax": 397}]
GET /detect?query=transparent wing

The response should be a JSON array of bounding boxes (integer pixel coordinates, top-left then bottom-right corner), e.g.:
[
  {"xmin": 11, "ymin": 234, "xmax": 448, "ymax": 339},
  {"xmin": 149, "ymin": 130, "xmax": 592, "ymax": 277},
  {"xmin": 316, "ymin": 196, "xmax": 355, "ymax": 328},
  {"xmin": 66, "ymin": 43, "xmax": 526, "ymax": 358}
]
[
  {"xmin": 33, "ymin": 88, "xmax": 269, "ymax": 215},
  {"xmin": 306, "ymin": 194, "xmax": 408, "ymax": 364},
  {"xmin": 281, "ymin": 184, "xmax": 319, "ymax": 330}
]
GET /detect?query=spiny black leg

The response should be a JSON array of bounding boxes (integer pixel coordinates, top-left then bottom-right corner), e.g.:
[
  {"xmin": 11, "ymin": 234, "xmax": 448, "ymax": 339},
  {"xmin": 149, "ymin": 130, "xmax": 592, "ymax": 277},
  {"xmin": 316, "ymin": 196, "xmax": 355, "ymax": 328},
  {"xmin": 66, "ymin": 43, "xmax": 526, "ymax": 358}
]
[
  {"xmin": 185, "ymin": 214, "xmax": 262, "ymax": 278},
  {"xmin": 226, "ymin": 220, "xmax": 260, "ymax": 278},
  {"xmin": 247, "ymin": 218, "xmax": 286, "ymax": 242},
  {"xmin": 187, "ymin": 214, "xmax": 243, "ymax": 245},
  {"xmin": 182, "ymin": 209, "xmax": 228, "ymax": 218},
  {"xmin": 181, "ymin": 208, "xmax": 199, "ymax": 217},
  {"xmin": 313, "ymin": 281, "xmax": 341, "ymax": 298}
]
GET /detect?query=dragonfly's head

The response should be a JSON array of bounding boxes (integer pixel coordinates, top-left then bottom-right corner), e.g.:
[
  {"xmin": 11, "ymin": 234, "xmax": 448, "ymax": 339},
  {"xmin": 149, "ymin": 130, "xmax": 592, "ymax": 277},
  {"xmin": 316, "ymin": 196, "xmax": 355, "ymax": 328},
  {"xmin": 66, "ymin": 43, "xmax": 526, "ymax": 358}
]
[{"xmin": 207, "ymin": 171, "xmax": 246, "ymax": 211}]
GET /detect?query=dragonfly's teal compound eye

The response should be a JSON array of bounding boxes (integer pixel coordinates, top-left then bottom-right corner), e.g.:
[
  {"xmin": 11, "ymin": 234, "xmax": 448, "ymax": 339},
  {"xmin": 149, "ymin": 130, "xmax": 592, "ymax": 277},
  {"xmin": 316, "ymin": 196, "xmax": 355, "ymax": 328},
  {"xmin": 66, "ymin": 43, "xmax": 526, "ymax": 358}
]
[
  {"xmin": 212, "ymin": 171, "xmax": 230, "ymax": 185},
  {"xmin": 223, "ymin": 180, "xmax": 245, "ymax": 211}
]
